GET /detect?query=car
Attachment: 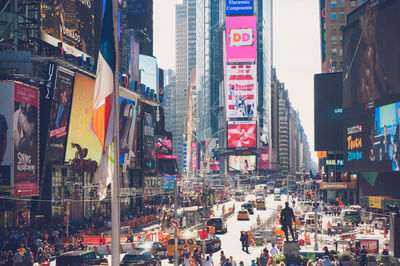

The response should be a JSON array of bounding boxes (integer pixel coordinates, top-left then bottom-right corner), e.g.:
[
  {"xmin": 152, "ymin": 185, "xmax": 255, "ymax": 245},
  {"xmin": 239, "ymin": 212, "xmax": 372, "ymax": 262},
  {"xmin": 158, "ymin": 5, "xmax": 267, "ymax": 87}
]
[
  {"xmin": 120, "ymin": 250, "xmax": 161, "ymax": 266},
  {"xmin": 256, "ymin": 199, "xmax": 266, "ymax": 210},
  {"xmin": 241, "ymin": 203, "xmax": 254, "ymax": 214},
  {"xmin": 274, "ymin": 194, "xmax": 281, "ymax": 201},
  {"xmin": 248, "ymin": 200, "xmax": 256, "ymax": 208},
  {"xmin": 55, "ymin": 250, "xmax": 108, "ymax": 266},
  {"xmin": 237, "ymin": 210, "xmax": 250, "ymax": 220},
  {"xmin": 207, "ymin": 217, "xmax": 227, "ymax": 234},
  {"xmin": 134, "ymin": 241, "xmax": 167, "ymax": 259},
  {"xmin": 166, "ymin": 235, "xmax": 196, "ymax": 263},
  {"xmin": 195, "ymin": 234, "xmax": 221, "ymax": 252}
]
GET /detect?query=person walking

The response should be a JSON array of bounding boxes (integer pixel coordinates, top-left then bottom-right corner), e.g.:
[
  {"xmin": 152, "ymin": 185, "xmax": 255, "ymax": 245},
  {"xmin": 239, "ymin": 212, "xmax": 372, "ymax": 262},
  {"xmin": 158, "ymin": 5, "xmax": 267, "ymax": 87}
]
[
  {"xmin": 360, "ymin": 246, "xmax": 368, "ymax": 266},
  {"xmin": 333, "ymin": 255, "xmax": 341, "ymax": 266},
  {"xmin": 22, "ymin": 248, "xmax": 33, "ymax": 266},
  {"xmin": 327, "ymin": 221, "xmax": 332, "ymax": 236},
  {"xmin": 244, "ymin": 232, "xmax": 249, "ymax": 253},
  {"xmin": 322, "ymin": 256, "xmax": 331, "ymax": 266},
  {"xmin": 270, "ymin": 244, "xmax": 278, "ymax": 256},
  {"xmin": 206, "ymin": 255, "xmax": 214, "ymax": 266},
  {"xmin": 220, "ymin": 251, "xmax": 226, "ymax": 266},
  {"xmin": 240, "ymin": 232, "xmax": 245, "ymax": 251}
]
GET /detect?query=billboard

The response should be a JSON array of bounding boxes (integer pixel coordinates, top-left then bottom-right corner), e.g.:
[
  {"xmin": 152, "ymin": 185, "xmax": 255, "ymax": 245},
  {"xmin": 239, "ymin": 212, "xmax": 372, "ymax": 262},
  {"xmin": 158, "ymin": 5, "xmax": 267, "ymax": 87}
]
[
  {"xmin": 129, "ymin": 33, "xmax": 140, "ymax": 83},
  {"xmin": 155, "ymin": 132, "xmax": 172, "ymax": 155},
  {"xmin": 226, "ymin": 16, "xmax": 257, "ymax": 63},
  {"xmin": 0, "ymin": 82, "xmax": 13, "ymax": 191},
  {"xmin": 191, "ymin": 142, "xmax": 198, "ymax": 172},
  {"xmin": 40, "ymin": 0, "xmax": 102, "ymax": 58},
  {"xmin": 227, "ymin": 121, "xmax": 257, "ymax": 149},
  {"xmin": 119, "ymin": 95, "xmax": 138, "ymax": 166},
  {"xmin": 65, "ymin": 74, "xmax": 102, "ymax": 164},
  {"xmin": 229, "ymin": 156, "xmax": 256, "ymax": 171},
  {"xmin": 226, "ymin": 64, "xmax": 257, "ymax": 119},
  {"xmin": 258, "ymin": 146, "xmax": 269, "ymax": 170},
  {"xmin": 139, "ymin": 55, "xmax": 158, "ymax": 93},
  {"xmin": 46, "ymin": 67, "xmax": 75, "ymax": 163},
  {"xmin": 226, "ymin": 0, "xmax": 253, "ymax": 16},
  {"xmin": 13, "ymin": 83, "xmax": 39, "ymax": 196},
  {"xmin": 343, "ymin": 0, "xmax": 400, "ymax": 109},
  {"xmin": 142, "ymin": 105, "xmax": 155, "ymax": 170},
  {"xmin": 314, "ymin": 72, "xmax": 343, "ymax": 151}
]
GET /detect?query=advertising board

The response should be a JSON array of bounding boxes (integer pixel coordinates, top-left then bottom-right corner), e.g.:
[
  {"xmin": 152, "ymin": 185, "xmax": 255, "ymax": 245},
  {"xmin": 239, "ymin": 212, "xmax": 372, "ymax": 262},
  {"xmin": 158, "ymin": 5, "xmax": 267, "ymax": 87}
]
[
  {"xmin": 65, "ymin": 74, "xmax": 102, "ymax": 164},
  {"xmin": 226, "ymin": 64, "xmax": 257, "ymax": 119},
  {"xmin": 46, "ymin": 67, "xmax": 75, "ymax": 163},
  {"xmin": 139, "ymin": 55, "xmax": 158, "ymax": 94},
  {"xmin": 0, "ymin": 82, "xmax": 13, "ymax": 192},
  {"xmin": 343, "ymin": 0, "xmax": 400, "ymax": 109},
  {"xmin": 155, "ymin": 132, "xmax": 172, "ymax": 155},
  {"xmin": 226, "ymin": 16, "xmax": 257, "ymax": 63},
  {"xmin": 142, "ymin": 105, "xmax": 155, "ymax": 169},
  {"xmin": 229, "ymin": 156, "xmax": 256, "ymax": 171},
  {"xmin": 13, "ymin": 83, "xmax": 39, "ymax": 196},
  {"xmin": 119, "ymin": 95, "xmax": 138, "ymax": 166},
  {"xmin": 314, "ymin": 72, "xmax": 343, "ymax": 151},
  {"xmin": 227, "ymin": 121, "xmax": 257, "ymax": 150},
  {"xmin": 226, "ymin": 0, "xmax": 253, "ymax": 16},
  {"xmin": 129, "ymin": 33, "xmax": 140, "ymax": 83},
  {"xmin": 258, "ymin": 146, "xmax": 269, "ymax": 170},
  {"xmin": 191, "ymin": 142, "xmax": 198, "ymax": 172},
  {"xmin": 40, "ymin": 0, "xmax": 102, "ymax": 58}
]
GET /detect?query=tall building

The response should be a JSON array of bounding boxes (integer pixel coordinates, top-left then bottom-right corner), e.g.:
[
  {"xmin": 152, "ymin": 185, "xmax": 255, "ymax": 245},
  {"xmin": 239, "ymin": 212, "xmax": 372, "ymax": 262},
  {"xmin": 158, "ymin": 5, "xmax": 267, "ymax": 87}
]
[
  {"xmin": 164, "ymin": 69, "xmax": 177, "ymax": 133},
  {"xmin": 278, "ymin": 86, "xmax": 290, "ymax": 175}
]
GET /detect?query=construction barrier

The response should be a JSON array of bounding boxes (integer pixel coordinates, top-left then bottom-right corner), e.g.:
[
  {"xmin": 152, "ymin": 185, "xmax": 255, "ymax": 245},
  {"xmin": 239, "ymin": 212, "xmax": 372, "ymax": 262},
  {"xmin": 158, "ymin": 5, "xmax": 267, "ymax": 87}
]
[
  {"xmin": 276, "ymin": 235, "xmax": 283, "ymax": 250},
  {"xmin": 305, "ymin": 233, "xmax": 311, "ymax": 245},
  {"xmin": 91, "ymin": 243, "xmax": 137, "ymax": 256}
]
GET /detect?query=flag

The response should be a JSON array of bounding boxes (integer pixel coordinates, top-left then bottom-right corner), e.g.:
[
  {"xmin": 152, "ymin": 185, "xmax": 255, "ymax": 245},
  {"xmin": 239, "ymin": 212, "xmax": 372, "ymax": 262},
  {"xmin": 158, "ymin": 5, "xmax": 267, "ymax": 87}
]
[{"xmin": 92, "ymin": 0, "xmax": 116, "ymax": 200}]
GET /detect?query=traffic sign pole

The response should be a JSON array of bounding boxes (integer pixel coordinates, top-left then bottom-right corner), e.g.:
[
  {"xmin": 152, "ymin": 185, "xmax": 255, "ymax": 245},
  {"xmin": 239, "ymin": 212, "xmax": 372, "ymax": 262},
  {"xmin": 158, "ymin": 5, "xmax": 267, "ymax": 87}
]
[{"xmin": 174, "ymin": 179, "xmax": 178, "ymax": 266}]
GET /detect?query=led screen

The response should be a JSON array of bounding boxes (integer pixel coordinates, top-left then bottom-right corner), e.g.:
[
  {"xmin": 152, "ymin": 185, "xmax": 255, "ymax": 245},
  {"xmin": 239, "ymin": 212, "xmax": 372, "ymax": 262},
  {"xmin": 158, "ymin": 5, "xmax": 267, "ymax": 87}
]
[
  {"xmin": 227, "ymin": 121, "xmax": 257, "ymax": 150},
  {"xmin": 229, "ymin": 156, "xmax": 256, "ymax": 171}
]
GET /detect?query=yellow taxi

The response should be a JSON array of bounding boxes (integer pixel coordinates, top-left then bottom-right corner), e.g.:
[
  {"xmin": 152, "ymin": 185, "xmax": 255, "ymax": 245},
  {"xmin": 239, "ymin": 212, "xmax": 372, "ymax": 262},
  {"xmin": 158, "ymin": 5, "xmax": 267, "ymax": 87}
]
[
  {"xmin": 166, "ymin": 233, "xmax": 196, "ymax": 263},
  {"xmin": 237, "ymin": 209, "xmax": 250, "ymax": 220},
  {"xmin": 256, "ymin": 199, "xmax": 266, "ymax": 210}
]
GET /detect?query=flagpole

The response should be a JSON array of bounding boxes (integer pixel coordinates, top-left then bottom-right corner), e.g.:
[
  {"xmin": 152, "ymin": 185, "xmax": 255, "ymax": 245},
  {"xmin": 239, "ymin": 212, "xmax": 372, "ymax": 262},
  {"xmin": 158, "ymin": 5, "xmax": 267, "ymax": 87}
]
[{"xmin": 111, "ymin": 0, "xmax": 120, "ymax": 264}]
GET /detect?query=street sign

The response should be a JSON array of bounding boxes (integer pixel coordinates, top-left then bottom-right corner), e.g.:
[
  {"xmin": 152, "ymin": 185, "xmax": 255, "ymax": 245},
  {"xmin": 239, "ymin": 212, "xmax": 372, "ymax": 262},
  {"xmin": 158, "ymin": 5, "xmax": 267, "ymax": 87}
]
[{"xmin": 171, "ymin": 218, "xmax": 180, "ymax": 228}]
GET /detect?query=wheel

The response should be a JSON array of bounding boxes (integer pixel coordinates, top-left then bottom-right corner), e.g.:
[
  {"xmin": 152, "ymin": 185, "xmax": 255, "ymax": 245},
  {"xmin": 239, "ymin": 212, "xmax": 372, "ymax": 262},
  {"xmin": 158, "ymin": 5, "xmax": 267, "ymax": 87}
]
[{"xmin": 168, "ymin": 257, "xmax": 173, "ymax": 263}]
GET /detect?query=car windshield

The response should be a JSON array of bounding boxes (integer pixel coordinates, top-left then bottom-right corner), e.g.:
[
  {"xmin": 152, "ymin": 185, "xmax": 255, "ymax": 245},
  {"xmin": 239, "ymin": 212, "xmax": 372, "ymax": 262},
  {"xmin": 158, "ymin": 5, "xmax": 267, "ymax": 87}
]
[
  {"xmin": 239, "ymin": 211, "xmax": 247, "ymax": 214},
  {"xmin": 57, "ymin": 256, "xmax": 82, "ymax": 265},
  {"xmin": 122, "ymin": 254, "xmax": 145, "ymax": 263},
  {"xmin": 209, "ymin": 219, "xmax": 222, "ymax": 223}
]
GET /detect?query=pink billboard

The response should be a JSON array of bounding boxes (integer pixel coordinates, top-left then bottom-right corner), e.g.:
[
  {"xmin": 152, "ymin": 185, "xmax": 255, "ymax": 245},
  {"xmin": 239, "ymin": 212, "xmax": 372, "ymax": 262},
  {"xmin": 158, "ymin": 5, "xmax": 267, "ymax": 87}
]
[
  {"xmin": 226, "ymin": 16, "xmax": 257, "ymax": 63},
  {"xmin": 258, "ymin": 146, "xmax": 269, "ymax": 170},
  {"xmin": 191, "ymin": 142, "xmax": 198, "ymax": 172}
]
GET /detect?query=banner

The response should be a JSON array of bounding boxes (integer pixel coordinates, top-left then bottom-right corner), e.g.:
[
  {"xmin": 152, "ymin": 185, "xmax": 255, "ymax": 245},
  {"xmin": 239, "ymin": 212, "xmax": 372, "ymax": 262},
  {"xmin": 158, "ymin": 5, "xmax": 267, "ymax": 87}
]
[
  {"xmin": 129, "ymin": 33, "xmax": 140, "ymax": 83},
  {"xmin": 226, "ymin": 16, "xmax": 257, "ymax": 63},
  {"xmin": 226, "ymin": 64, "xmax": 257, "ymax": 119},
  {"xmin": 191, "ymin": 142, "xmax": 198, "ymax": 172},
  {"xmin": 227, "ymin": 121, "xmax": 257, "ymax": 149},
  {"xmin": 258, "ymin": 146, "xmax": 269, "ymax": 170},
  {"xmin": 46, "ymin": 67, "xmax": 75, "ymax": 163},
  {"xmin": 119, "ymin": 96, "xmax": 138, "ymax": 166},
  {"xmin": 229, "ymin": 156, "xmax": 256, "ymax": 171},
  {"xmin": 13, "ymin": 83, "xmax": 39, "ymax": 196}
]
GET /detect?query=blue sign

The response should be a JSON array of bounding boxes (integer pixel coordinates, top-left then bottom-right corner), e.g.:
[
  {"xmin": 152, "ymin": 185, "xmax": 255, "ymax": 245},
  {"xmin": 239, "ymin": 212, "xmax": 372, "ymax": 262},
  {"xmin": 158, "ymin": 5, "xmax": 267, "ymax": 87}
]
[{"xmin": 226, "ymin": 0, "xmax": 253, "ymax": 15}]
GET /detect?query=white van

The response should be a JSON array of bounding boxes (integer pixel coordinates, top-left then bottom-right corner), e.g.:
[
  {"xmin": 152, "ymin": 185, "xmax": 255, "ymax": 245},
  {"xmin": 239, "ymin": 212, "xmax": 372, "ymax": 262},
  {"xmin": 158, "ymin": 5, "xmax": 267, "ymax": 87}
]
[{"xmin": 235, "ymin": 190, "xmax": 245, "ymax": 201}]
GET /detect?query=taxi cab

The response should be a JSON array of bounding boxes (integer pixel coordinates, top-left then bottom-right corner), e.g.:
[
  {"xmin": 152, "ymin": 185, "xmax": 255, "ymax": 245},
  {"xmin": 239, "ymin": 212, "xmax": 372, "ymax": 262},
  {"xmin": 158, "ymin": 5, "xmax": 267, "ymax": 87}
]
[
  {"xmin": 256, "ymin": 199, "xmax": 266, "ymax": 210},
  {"xmin": 166, "ymin": 233, "xmax": 196, "ymax": 263},
  {"xmin": 237, "ymin": 210, "xmax": 250, "ymax": 220}
]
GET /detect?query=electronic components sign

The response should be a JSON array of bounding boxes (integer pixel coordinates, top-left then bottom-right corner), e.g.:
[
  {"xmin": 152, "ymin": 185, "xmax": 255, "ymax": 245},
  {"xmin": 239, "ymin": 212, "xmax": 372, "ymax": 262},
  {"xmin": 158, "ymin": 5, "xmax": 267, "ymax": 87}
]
[{"xmin": 226, "ymin": 0, "xmax": 253, "ymax": 16}]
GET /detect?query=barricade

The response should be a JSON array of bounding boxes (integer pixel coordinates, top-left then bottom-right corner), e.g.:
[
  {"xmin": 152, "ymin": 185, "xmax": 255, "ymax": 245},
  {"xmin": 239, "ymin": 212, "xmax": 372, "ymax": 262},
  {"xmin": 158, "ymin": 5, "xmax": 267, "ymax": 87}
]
[
  {"xmin": 276, "ymin": 235, "xmax": 283, "ymax": 250},
  {"xmin": 305, "ymin": 233, "xmax": 311, "ymax": 245},
  {"xmin": 90, "ymin": 243, "xmax": 136, "ymax": 256}
]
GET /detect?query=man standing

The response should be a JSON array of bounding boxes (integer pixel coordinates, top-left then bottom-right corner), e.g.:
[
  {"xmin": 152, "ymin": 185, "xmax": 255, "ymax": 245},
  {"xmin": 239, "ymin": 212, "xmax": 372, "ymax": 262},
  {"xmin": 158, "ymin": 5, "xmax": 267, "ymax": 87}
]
[
  {"xmin": 280, "ymin": 202, "xmax": 296, "ymax": 241},
  {"xmin": 244, "ymin": 232, "xmax": 249, "ymax": 253},
  {"xmin": 270, "ymin": 244, "xmax": 278, "ymax": 256},
  {"xmin": 360, "ymin": 246, "xmax": 368, "ymax": 266}
]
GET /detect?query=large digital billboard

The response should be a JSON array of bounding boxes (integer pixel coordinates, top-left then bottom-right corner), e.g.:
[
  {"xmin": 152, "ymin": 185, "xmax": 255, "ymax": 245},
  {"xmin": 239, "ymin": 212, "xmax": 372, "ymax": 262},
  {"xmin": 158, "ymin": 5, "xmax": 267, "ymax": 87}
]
[
  {"xmin": 314, "ymin": 72, "xmax": 343, "ymax": 151},
  {"xmin": 139, "ymin": 55, "xmax": 158, "ymax": 93},
  {"xmin": 191, "ymin": 142, "xmax": 198, "ymax": 172},
  {"xmin": 119, "ymin": 94, "xmax": 138, "ymax": 166},
  {"xmin": 226, "ymin": 0, "xmax": 253, "ymax": 16},
  {"xmin": 155, "ymin": 132, "xmax": 172, "ymax": 155},
  {"xmin": 46, "ymin": 67, "xmax": 75, "ymax": 163},
  {"xmin": 229, "ymin": 156, "xmax": 256, "ymax": 171},
  {"xmin": 226, "ymin": 64, "xmax": 257, "ymax": 119},
  {"xmin": 40, "ymin": 0, "xmax": 102, "ymax": 58},
  {"xmin": 227, "ymin": 121, "xmax": 257, "ymax": 150},
  {"xmin": 13, "ymin": 83, "xmax": 39, "ymax": 196},
  {"xmin": 0, "ymin": 82, "xmax": 13, "ymax": 192},
  {"xmin": 65, "ymin": 74, "xmax": 102, "ymax": 164},
  {"xmin": 226, "ymin": 16, "xmax": 257, "ymax": 63},
  {"xmin": 258, "ymin": 146, "xmax": 269, "ymax": 170},
  {"xmin": 343, "ymin": 0, "xmax": 400, "ymax": 109}
]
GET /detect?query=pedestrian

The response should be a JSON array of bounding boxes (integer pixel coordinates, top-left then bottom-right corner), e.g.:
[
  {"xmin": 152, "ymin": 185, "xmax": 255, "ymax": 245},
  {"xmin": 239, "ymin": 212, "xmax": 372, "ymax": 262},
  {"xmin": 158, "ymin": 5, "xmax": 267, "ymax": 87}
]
[
  {"xmin": 270, "ymin": 244, "xmax": 278, "ymax": 256},
  {"xmin": 332, "ymin": 255, "xmax": 341, "ymax": 265},
  {"xmin": 306, "ymin": 261, "xmax": 313, "ymax": 266},
  {"xmin": 240, "ymin": 232, "xmax": 245, "ymax": 251},
  {"xmin": 279, "ymin": 263, "xmax": 286, "ymax": 266},
  {"xmin": 12, "ymin": 249, "xmax": 23, "ymax": 266},
  {"xmin": 223, "ymin": 258, "xmax": 232, "ymax": 266},
  {"xmin": 360, "ymin": 246, "xmax": 368, "ymax": 266},
  {"xmin": 206, "ymin": 255, "xmax": 214, "ymax": 266},
  {"xmin": 267, "ymin": 257, "xmax": 276, "ymax": 266},
  {"xmin": 323, "ymin": 246, "xmax": 329, "ymax": 256},
  {"xmin": 244, "ymin": 232, "xmax": 249, "ymax": 253},
  {"xmin": 264, "ymin": 250, "xmax": 270, "ymax": 262},
  {"xmin": 230, "ymin": 256, "xmax": 237, "ymax": 266},
  {"xmin": 220, "ymin": 251, "xmax": 226, "ymax": 266},
  {"xmin": 327, "ymin": 221, "xmax": 332, "ymax": 236},
  {"xmin": 322, "ymin": 256, "xmax": 331, "ymax": 266},
  {"xmin": 22, "ymin": 248, "xmax": 33, "ymax": 266},
  {"xmin": 257, "ymin": 252, "xmax": 266, "ymax": 266},
  {"xmin": 239, "ymin": 261, "xmax": 244, "ymax": 266}
]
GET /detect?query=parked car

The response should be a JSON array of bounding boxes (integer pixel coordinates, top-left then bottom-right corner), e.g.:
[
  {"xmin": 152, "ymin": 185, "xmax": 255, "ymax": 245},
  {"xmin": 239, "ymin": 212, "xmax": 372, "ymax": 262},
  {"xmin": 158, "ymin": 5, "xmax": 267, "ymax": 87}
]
[
  {"xmin": 207, "ymin": 217, "xmax": 227, "ymax": 234},
  {"xmin": 56, "ymin": 250, "xmax": 108, "ymax": 266},
  {"xmin": 241, "ymin": 203, "xmax": 254, "ymax": 214},
  {"xmin": 195, "ymin": 234, "xmax": 221, "ymax": 252},
  {"xmin": 134, "ymin": 241, "xmax": 167, "ymax": 259},
  {"xmin": 274, "ymin": 194, "xmax": 281, "ymax": 201},
  {"xmin": 120, "ymin": 251, "xmax": 161, "ymax": 266},
  {"xmin": 237, "ymin": 210, "xmax": 250, "ymax": 220}
]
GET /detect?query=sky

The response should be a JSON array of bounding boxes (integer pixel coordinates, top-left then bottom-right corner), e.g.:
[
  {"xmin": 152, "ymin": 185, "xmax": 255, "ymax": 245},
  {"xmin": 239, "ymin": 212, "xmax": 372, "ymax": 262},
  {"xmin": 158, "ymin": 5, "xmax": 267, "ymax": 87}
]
[{"xmin": 153, "ymin": 0, "xmax": 321, "ymax": 161}]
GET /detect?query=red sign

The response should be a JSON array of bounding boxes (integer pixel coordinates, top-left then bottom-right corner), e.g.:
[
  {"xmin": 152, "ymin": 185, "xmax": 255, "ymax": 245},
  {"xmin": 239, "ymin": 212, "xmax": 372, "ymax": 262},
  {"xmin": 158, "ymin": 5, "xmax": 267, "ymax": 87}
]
[
  {"xmin": 191, "ymin": 142, "xmax": 198, "ymax": 172},
  {"xmin": 157, "ymin": 154, "xmax": 178, "ymax": 159},
  {"xmin": 198, "ymin": 230, "xmax": 209, "ymax": 240},
  {"xmin": 227, "ymin": 121, "xmax": 257, "ymax": 149},
  {"xmin": 258, "ymin": 146, "xmax": 269, "ymax": 170}
]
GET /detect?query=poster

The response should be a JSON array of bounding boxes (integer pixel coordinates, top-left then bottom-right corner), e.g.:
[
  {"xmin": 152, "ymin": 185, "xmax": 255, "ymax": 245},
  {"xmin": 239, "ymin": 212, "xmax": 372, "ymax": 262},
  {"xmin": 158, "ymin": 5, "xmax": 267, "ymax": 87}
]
[
  {"xmin": 155, "ymin": 133, "xmax": 172, "ymax": 155},
  {"xmin": 13, "ymin": 83, "xmax": 39, "ymax": 196},
  {"xmin": 229, "ymin": 156, "xmax": 256, "ymax": 171},
  {"xmin": 119, "ymin": 96, "xmax": 138, "ymax": 166},
  {"xmin": 258, "ymin": 146, "xmax": 269, "ymax": 170},
  {"xmin": 227, "ymin": 121, "xmax": 257, "ymax": 149},
  {"xmin": 191, "ymin": 142, "xmax": 198, "ymax": 172},
  {"xmin": 226, "ymin": 64, "xmax": 257, "ymax": 119},
  {"xmin": 46, "ymin": 67, "xmax": 75, "ymax": 163}
]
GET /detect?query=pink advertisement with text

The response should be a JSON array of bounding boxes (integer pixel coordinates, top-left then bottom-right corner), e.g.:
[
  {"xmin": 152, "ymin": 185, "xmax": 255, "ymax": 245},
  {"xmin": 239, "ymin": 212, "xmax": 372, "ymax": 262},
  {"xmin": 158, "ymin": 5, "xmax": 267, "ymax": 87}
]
[{"xmin": 226, "ymin": 16, "xmax": 257, "ymax": 63}]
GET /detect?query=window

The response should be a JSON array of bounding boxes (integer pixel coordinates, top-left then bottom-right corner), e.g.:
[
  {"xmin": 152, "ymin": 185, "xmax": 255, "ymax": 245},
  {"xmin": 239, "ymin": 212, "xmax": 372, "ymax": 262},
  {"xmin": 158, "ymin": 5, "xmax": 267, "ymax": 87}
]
[
  {"xmin": 331, "ymin": 13, "xmax": 337, "ymax": 20},
  {"xmin": 331, "ymin": 0, "xmax": 337, "ymax": 7},
  {"xmin": 332, "ymin": 36, "xmax": 337, "ymax": 45},
  {"xmin": 332, "ymin": 61, "xmax": 337, "ymax": 68},
  {"xmin": 340, "ymin": 12, "xmax": 345, "ymax": 20},
  {"xmin": 339, "ymin": 0, "xmax": 344, "ymax": 7},
  {"xmin": 332, "ymin": 27, "xmax": 337, "ymax": 34},
  {"xmin": 351, "ymin": 0, "xmax": 356, "ymax": 7},
  {"xmin": 332, "ymin": 49, "xmax": 337, "ymax": 57},
  {"xmin": 340, "ymin": 48, "xmax": 343, "ymax": 56},
  {"xmin": 340, "ymin": 61, "xmax": 343, "ymax": 69}
]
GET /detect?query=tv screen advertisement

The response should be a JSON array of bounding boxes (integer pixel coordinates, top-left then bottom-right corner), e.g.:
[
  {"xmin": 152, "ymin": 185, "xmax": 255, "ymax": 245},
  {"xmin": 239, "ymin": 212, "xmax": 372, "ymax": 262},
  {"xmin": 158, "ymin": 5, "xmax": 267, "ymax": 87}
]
[
  {"xmin": 314, "ymin": 72, "xmax": 343, "ymax": 151},
  {"xmin": 258, "ymin": 146, "xmax": 269, "ymax": 170},
  {"xmin": 226, "ymin": 0, "xmax": 253, "ymax": 16},
  {"xmin": 13, "ymin": 83, "xmax": 39, "ymax": 196},
  {"xmin": 119, "ymin": 94, "xmax": 138, "ymax": 166},
  {"xmin": 229, "ymin": 156, "xmax": 256, "ymax": 171},
  {"xmin": 227, "ymin": 121, "xmax": 257, "ymax": 150},
  {"xmin": 226, "ymin": 64, "xmax": 257, "ymax": 119},
  {"xmin": 155, "ymin": 132, "xmax": 172, "ymax": 155},
  {"xmin": 226, "ymin": 16, "xmax": 257, "ymax": 63},
  {"xmin": 191, "ymin": 142, "xmax": 198, "ymax": 172},
  {"xmin": 0, "ymin": 82, "xmax": 13, "ymax": 193}
]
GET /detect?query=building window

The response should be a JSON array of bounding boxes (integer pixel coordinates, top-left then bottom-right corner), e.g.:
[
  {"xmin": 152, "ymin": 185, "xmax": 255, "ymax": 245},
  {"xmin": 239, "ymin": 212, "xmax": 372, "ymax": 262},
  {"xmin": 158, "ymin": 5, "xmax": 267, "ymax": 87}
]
[
  {"xmin": 332, "ymin": 61, "xmax": 337, "ymax": 68},
  {"xmin": 332, "ymin": 36, "xmax": 337, "ymax": 45},
  {"xmin": 340, "ymin": 61, "xmax": 343, "ymax": 69},
  {"xmin": 340, "ymin": 48, "xmax": 343, "ymax": 56},
  {"xmin": 331, "ymin": 0, "xmax": 337, "ymax": 7},
  {"xmin": 340, "ymin": 12, "xmax": 345, "ymax": 20},
  {"xmin": 332, "ymin": 49, "xmax": 337, "ymax": 57},
  {"xmin": 339, "ymin": 0, "xmax": 345, "ymax": 7},
  {"xmin": 331, "ymin": 13, "xmax": 337, "ymax": 20},
  {"xmin": 332, "ymin": 27, "xmax": 337, "ymax": 34},
  {"xmin": 351, "ymin": 0, "xmax": 356, "ymax": 7}
]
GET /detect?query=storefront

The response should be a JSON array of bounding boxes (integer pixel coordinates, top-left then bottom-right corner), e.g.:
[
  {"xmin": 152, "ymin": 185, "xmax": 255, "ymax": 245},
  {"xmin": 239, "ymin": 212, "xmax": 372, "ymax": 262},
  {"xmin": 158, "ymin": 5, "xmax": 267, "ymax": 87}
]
[
  {"xmin": 143, "ymin": 176, "xmax": 165, "ymax": 204},
  {"xmin": 319, "ymin": 180, "xmax": 357, "ymax": 205}
]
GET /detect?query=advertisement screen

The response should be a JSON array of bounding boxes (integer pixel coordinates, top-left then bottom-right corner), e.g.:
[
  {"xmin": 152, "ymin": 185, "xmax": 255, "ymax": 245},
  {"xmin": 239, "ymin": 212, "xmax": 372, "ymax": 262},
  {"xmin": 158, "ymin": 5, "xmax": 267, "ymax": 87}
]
[
  {"xmin": 129, "ymin": 33, "xmax": 140, "ymax": 83},
  {"xmin": 155, "ymin": 132, "xmax": 172, "ymax": 155},
  {"xmin": 139, "ymin": 55, "xmax": 158, "ymax": 93},
  {"xmin": 0, "ymin": 82, "xmax": 13, "ymax": 191},
  {"xmin": 226, "ymin": 64, "xmax": 257, "ymax": 119},
  {"xmin": 46, "ymin": 67, "xmax": 75, "ymax": 163},
  {"xmin": 229, "ymin": 156, "xmax": 256, "ymax": 171},
  {"xmin": 119, "ymin": 95, "xmax": 138, "ymax": 166},
  {"xmin": 226, "ymin": 0, "xmax": 253, "ymax": 16},
  {"xmin": 13, "ymin": 83, "xmax": 39, "ymax": 196},
  {"xmin": 343, "ymin": 0, "xmax": 400, "ymax": 109},
  {"xmin": 314, "ymin": 72, "xmax": 343, "ymax": 151},
  {"xmin": 226, "ymin": 16, "xmax": 257, "ymax": 63},
  {"xmin": 142, "ymin": 105, "xmax": 155, "ymax": 169},
  {"xmin": 258, "ymin": 146, "xmax": 269, "ymax": 170},
  {"xmin": 40, "ymin": 0, "xmax": 102, "ymax": 57},
  {"xmin": 227, "ymin": 121, "xmax": 257, "ymax": 149},
  {"xmin": 191, "ymin": 142, "xmax": 198, "ymax": 172},
  {"xmin": 65, "ymin": 74, "xmax": 102, "ymax": 164}
]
